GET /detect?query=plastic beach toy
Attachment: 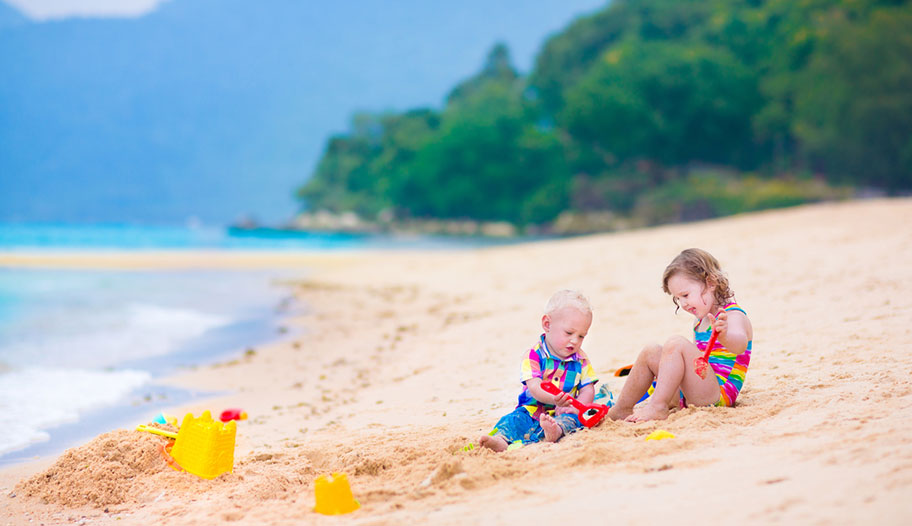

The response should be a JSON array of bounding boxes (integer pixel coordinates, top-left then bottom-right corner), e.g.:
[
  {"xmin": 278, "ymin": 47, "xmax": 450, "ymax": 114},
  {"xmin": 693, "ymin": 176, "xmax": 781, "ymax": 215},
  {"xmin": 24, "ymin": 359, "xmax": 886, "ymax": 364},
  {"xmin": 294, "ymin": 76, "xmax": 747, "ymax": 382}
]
[
  {"xmin": 540, "ymin": 381, "xmax": 609, "ymax": 428},
  {"xmin": 219, "ymin": 408, "xmax": 248, "ymax": 422},
  {"xmin": 314, "ymin": 472, "xmax": 360, "ymax": 515},
  {"xmin": 136, "ymin": 424, "xmax": 178, "ymax": 440},
  {"xmin": 693, "ymin": 322, "xmax": 720, "ymax": 379},
  {"xmin": 153, "ymin": 412, "xmax": 179, "ymax": 426},
  {"xmin": 167, "ymin": 410, "xmax": 237, "ymax": 479},
  {"xmin": 646, "ymin": 429, "xmax": 676, "ymax": 441}
]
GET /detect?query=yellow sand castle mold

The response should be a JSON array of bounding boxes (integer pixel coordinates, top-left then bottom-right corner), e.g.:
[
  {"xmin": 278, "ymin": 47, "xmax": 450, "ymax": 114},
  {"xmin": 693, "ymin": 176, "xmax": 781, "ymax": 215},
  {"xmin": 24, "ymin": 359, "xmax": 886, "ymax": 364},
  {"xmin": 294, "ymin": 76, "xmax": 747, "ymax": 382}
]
[
  {"xmin": 313, "ymin": 472, "xmax": 360, "ymax": 515},
  {"xmin": 168, "ymin": 410, "xmax": 236, "ymax": 479}
]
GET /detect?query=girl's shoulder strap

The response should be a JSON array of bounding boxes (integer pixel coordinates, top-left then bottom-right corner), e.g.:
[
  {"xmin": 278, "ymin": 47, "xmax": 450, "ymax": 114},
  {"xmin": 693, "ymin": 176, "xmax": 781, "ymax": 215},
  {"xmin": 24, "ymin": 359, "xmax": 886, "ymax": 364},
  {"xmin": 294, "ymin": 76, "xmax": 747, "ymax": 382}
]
[{"xmin": 722, "ymin": 302, "xmax": 747, "ymax": 315}]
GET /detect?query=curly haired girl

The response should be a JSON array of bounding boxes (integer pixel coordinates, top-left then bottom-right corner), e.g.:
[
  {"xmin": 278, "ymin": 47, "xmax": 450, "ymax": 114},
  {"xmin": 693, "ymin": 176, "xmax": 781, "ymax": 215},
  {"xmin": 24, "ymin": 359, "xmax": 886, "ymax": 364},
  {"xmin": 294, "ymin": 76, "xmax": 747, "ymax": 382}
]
[{"xmin": 608, "ymin": 248, "xmax": 753, "ymax": 422}]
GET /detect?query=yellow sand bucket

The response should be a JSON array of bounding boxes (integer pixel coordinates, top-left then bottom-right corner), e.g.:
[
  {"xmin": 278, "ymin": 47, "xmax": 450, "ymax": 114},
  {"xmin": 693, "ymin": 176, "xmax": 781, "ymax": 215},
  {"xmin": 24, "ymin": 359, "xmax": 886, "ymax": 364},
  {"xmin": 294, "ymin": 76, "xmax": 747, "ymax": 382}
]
[
  {"xmin": 168, "ymin": 410, "xmax": 236, "ymax": 479},
  {"xmin": 313, "ymin": 472, "xmax": 359, "ymax": 515}
]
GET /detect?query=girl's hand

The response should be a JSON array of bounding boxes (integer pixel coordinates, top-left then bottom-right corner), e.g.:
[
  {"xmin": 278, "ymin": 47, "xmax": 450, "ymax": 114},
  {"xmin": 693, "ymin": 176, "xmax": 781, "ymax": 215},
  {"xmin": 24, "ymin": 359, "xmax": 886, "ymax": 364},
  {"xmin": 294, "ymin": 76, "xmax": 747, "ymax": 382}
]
[{"xmin": 708, "ymin": 309, "xmax": 728, "ymax": 337}]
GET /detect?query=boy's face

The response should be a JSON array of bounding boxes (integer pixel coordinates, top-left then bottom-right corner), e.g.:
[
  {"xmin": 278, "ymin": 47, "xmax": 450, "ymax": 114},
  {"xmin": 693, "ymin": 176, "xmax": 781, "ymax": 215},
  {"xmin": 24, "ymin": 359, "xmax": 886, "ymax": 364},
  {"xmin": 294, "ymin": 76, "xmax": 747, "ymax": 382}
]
[{"xmin": 542, "ymin": 306, "xmax": 592, "ymax": 359}]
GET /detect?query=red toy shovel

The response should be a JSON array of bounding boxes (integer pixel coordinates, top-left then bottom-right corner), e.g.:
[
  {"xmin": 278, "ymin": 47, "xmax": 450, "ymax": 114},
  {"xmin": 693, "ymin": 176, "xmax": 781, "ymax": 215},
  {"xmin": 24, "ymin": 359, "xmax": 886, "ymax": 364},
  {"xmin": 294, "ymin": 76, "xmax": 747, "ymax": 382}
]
[
  {"xmin": 540, "ymin": 381, "xmax": 609, "ymax": 428},
  {"xmin": 694, "ymin": 327, "xmax": 719, "ymax": 379}
]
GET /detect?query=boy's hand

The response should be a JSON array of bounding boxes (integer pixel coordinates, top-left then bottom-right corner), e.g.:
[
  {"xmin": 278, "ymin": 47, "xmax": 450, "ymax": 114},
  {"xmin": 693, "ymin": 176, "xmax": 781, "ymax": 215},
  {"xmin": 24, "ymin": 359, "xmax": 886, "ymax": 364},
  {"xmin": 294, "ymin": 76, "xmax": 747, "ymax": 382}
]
[
  {"xmin": 552, "ymin": 391, "xmax": 571, "ymax": 408},
  {"xmin": 555, "ymin": 405, "xmax": 578, "ymax": 416}
]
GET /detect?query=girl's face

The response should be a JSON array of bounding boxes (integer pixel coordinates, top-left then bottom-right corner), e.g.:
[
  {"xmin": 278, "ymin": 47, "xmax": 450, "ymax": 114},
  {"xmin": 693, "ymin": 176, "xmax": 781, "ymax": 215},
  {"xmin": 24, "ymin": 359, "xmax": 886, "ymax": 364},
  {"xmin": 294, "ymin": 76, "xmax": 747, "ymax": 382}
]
[
  {"xmin": 667, "ymin": 273, "xmax": 716, "ymax": 319},
  {"xmin": 542, "ymin": 306, "xmax": 591, "ymax": 359}
]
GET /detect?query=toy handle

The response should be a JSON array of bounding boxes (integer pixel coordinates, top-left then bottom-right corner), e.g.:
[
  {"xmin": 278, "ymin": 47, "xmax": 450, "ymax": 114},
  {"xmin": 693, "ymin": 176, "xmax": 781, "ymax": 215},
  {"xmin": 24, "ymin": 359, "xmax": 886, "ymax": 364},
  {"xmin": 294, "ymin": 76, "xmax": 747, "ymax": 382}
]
[
  {"xmin": 539, "ymin": 381, "xmax": 585, "ymax": 411},
  {"xmin": 539, "ymin": 380, "xmax": 608, "ymax": 428},
  {"xmin": 693, "ymin": 324, "xmax": 720, "ymax": 379},
  {"xmin": 701, "ymin": 328, "xmax": 719, "ymax": 362}
]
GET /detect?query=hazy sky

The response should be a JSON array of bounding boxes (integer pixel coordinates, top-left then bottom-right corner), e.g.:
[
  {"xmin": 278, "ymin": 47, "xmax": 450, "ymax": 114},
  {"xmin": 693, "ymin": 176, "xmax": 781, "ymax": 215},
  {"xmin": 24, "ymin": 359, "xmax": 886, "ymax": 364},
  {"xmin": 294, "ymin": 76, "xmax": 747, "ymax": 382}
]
[{"xmin": 7, "ymin": 0, "xmax": 164, "ymax": 19}]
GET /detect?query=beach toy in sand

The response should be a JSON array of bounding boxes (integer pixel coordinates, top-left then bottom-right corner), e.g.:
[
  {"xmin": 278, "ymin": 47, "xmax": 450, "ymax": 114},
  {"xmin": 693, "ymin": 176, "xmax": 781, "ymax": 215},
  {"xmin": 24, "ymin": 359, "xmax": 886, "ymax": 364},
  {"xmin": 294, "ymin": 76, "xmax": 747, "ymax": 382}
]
[
  {"xmin": 614, "ymin": 364, "xmax": 633, "ymax": 377},
  {"xmin": 313, "ymin": 472, "xmax": 360, "ymax": 515},
  {"xmin": 693, "ymin": 321, "xmax": 720, "ymax": 380},
  {"xmin": 136, "ymin": 424, "xmax": 179, "ymax": 440},
  {"xmin": 152, "ymin": 412, "xmax": 179, "ymax": 426},
  {"xmin": 219, "ymin": 408, "xmax": 248, "ymax": 422},
  {"xmin": 167, "ymin": 410, "xmax": 237, "ymax": 479},
  {"xmin": 540, "ymin": 381, "xmax": 609, "ymax": 428},
  {"xmin": 645, "ymin": 429, "xmax": 675, "ymax": 441}
]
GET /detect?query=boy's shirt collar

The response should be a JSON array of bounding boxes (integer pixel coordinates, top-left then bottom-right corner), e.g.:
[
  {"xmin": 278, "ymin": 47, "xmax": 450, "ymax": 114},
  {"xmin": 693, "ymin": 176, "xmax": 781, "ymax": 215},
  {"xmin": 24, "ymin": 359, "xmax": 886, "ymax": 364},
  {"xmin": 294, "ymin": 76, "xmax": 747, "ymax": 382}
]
[{"xmin": 539, "ymin": 333, "xmax": 580, "ymax": 362}]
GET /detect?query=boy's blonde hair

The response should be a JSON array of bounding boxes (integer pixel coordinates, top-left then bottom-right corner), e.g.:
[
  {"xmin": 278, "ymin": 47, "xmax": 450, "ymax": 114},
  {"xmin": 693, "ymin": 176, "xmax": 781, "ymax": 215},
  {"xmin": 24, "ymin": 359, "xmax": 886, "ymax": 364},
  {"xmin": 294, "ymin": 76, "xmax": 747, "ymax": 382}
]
[
  {"xmin": 544, "ymin": 289, "xmax": 592, "ymax": 316},
  {"xmin": 662, "ymin": 248, "xmax": 734, "ymax": 310}
]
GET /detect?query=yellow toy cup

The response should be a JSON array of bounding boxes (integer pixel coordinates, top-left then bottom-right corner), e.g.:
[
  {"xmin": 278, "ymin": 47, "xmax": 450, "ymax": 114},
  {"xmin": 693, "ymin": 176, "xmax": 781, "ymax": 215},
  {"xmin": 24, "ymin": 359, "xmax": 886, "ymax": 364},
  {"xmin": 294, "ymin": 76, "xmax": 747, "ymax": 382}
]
[{"xmin": 313, "ymin": 472, "xmax": 359, "ymax": 515}]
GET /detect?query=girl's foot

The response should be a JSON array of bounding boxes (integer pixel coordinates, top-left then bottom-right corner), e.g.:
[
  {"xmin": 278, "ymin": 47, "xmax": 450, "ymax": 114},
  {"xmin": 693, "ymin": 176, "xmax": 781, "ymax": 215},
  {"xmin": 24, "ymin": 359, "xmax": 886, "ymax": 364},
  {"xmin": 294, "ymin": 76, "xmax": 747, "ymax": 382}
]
[
  {"xmin": 625, "ymin": 403, "xmax": 669, "ymax": 422},
  {"xmin": 607, "ymin": 405, "xmax": 633, "ymax": 421},
  {"xmin": 540, "ymin": 414, "xmax": 563, "ymax": 442},
  {"xmin": 479, "ymin": 435, "xmax": 509, "ymax": 452}
]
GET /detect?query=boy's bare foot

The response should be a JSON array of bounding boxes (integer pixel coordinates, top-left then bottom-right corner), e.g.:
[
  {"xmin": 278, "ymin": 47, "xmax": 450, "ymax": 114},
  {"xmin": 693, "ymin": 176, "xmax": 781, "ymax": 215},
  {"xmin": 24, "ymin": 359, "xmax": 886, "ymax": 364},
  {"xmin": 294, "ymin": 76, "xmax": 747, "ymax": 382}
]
[
  {"xmin": 540, "ymin": 414, "xmax": 563, "ymax": 442},
  {"xmin": 479, "ymin": 435, "xmax": 509, "ymax": 452},
  {"xmin": 607, "ymin": 406, "xmax": 633, "ymax": 421},
  {"xmin": 625, "ymin": 403, "xmax": 669, "ymax": 422}
]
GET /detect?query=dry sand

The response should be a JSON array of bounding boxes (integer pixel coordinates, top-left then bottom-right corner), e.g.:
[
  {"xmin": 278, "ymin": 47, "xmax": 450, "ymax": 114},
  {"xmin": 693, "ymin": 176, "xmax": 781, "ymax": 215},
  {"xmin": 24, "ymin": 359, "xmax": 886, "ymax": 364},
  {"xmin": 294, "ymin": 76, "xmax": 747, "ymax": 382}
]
[{"xmin": 1, "ymin": 198, "xmax": 911, "ymax": 525}]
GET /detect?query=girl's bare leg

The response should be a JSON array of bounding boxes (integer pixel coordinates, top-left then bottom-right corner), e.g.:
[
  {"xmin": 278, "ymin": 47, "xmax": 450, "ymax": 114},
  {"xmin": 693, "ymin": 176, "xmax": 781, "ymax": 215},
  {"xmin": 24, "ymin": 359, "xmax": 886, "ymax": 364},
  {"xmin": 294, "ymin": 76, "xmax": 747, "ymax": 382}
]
[
  {"xmin": 607, "ymin": 344, "xmax": 662, "ymax": 420},
  {"xmin": 628, "ymin": 336, "xmax": 720, "ymax": 422}
]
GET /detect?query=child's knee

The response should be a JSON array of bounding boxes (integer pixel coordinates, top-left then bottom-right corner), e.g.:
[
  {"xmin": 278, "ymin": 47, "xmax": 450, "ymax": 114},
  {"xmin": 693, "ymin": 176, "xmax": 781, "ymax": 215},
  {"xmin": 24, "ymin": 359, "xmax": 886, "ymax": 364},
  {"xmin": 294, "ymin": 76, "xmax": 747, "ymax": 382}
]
[
  {"xmin": 638, "ymin": 343, "xmax": 662, "ymax": 361},
  {"xmin": 662, "ymin": 335, "xmax": 691, "ymax": 354}
]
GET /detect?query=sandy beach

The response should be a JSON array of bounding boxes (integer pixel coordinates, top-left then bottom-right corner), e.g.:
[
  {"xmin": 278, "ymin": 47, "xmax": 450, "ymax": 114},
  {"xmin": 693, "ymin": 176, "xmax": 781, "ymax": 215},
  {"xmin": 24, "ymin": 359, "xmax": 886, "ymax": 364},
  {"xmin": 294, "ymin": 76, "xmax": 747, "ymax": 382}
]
[{"xmin": 2, "ymin": 198, "xmax": 911, "ymax": 525}]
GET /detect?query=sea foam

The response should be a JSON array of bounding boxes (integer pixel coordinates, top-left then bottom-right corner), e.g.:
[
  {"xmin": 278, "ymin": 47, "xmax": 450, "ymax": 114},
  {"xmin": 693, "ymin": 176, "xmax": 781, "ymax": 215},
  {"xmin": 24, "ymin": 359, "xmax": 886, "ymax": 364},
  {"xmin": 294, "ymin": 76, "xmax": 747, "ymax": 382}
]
[{"xmin": 0, "ymin": 367, "xmax": 150, "ymax": 455}]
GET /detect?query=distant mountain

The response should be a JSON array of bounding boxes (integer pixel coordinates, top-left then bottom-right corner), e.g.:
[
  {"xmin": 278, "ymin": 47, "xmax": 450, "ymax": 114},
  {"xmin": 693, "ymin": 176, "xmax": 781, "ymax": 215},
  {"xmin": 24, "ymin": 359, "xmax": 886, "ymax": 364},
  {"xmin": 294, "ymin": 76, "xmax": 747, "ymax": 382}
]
[{"xmin": 0, "ymin": 0, "xmax": 604, "ymax": 225}]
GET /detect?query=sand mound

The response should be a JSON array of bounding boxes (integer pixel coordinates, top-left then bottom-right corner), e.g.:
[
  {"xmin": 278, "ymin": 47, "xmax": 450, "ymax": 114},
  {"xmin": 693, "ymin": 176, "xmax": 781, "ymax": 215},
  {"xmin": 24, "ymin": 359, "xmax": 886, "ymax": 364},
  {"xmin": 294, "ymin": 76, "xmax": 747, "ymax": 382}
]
[
  {"xmin": 15, "ymin": 427, "xmax": 316, "ymax": 519},
  {"xmin": 17, "ymin": 429, "xmax": 170, "ymax": 507}
]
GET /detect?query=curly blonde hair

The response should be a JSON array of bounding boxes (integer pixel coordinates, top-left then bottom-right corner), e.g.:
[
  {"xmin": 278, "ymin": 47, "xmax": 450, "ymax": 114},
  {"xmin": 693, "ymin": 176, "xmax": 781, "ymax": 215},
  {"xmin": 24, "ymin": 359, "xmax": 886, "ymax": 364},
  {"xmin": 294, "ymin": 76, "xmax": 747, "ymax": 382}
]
[{"xmin": 662, "ymin": 248, "xmax": 734, "ymax": 311}]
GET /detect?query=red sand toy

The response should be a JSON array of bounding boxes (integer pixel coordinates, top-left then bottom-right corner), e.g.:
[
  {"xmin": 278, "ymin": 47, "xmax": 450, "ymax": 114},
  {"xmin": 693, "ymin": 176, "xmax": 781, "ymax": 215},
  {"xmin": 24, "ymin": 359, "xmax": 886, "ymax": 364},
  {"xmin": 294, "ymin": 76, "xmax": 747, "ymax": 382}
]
[
  {"xmin": 219, "ymin": 408, "xmax": 248, "ymax": 422},
  {"xmin": 694, "ymin": 325, "xmax": 720, "ymax": 379},
  {"xmin": 540, "ymin": 381, "xmax": 609, "ymax": 428}
]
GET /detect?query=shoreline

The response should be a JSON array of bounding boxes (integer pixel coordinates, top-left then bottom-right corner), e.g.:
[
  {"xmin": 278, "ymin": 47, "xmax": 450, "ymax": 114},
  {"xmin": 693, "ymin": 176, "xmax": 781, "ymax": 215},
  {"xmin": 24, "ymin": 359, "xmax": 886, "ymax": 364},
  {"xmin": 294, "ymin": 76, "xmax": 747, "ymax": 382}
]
[
  {"xmin": 2, "ymin": 198, "xmax": 912, "ymax": 525},
  {"xmin": 0, "ymin": 266, "xmax": 303, "ymax": 468}
]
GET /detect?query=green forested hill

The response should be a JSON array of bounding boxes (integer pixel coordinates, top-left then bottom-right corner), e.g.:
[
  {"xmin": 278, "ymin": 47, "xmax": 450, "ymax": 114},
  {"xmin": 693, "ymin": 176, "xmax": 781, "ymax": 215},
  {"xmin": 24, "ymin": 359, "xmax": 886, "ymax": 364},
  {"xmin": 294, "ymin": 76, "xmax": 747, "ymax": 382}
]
[{"xmin": 297, "ymin": 0, "xmax": 912, "ymax": 231}]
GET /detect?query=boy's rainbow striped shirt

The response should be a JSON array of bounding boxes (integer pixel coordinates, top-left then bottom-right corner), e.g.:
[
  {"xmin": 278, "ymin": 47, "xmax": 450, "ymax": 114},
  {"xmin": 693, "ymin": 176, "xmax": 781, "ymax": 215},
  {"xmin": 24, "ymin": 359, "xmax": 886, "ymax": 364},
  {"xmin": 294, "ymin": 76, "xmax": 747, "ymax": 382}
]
[{"xmin": 516, "ymin": 334, "xmax": 599, "ymax": 419}]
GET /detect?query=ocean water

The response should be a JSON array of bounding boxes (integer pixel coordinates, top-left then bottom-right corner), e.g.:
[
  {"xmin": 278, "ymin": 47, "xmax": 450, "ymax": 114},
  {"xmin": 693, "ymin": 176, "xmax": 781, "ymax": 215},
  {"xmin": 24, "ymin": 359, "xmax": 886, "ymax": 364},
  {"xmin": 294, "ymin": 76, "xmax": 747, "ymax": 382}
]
[
  {"xmin": 0, "ymin": 223, "xmax": 515, "ymax": 251},
  {"xmin": 0, "ymin": 223, "xmax": 371, "ymax": 251},
  {"xmin": 0, "ymin": 268, "xmax": 293, "ymax": 461}
]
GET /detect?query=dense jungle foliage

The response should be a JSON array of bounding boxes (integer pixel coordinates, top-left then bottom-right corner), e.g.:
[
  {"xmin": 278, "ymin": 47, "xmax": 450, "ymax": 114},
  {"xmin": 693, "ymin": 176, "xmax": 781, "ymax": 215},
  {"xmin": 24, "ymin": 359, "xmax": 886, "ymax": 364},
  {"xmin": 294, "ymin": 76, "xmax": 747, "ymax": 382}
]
[{"xmin": 297, "ymin": 0, "xmax": 912, "ymax": 230}]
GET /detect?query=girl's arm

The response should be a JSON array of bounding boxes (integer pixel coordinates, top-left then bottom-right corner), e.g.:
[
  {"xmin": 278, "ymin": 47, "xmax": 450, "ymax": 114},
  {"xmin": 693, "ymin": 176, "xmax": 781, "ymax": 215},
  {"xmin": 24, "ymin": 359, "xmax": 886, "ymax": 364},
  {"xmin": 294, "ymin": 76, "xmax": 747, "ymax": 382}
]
[{"xmin": 712, "ymin": 309, "xmax": 752, "ymax": 355}]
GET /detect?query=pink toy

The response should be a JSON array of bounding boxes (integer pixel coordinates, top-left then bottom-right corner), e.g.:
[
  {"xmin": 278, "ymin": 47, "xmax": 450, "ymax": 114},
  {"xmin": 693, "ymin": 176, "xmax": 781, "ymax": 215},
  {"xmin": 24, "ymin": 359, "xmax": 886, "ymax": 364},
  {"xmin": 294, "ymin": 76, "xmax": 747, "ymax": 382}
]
[{"xmin": 219, "ymin": 408, "xmax": 248, "ymax": 422}]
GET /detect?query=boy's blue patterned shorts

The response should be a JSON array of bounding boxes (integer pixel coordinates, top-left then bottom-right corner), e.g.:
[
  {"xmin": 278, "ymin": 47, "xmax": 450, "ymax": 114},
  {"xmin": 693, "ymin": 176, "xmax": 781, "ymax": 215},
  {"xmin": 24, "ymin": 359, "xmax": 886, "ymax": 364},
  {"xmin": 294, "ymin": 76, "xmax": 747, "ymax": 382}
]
[{"xmin": 492, "ymin": 407, "xmax": 582, "ymax": 445}]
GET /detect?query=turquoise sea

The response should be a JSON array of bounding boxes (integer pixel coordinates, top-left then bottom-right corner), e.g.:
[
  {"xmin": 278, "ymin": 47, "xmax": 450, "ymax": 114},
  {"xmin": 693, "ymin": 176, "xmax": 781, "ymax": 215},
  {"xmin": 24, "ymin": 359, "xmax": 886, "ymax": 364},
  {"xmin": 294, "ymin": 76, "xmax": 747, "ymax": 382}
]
[{"xmin": 0, "ymin": 224, "xmax": 501, "ymax": 462}]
